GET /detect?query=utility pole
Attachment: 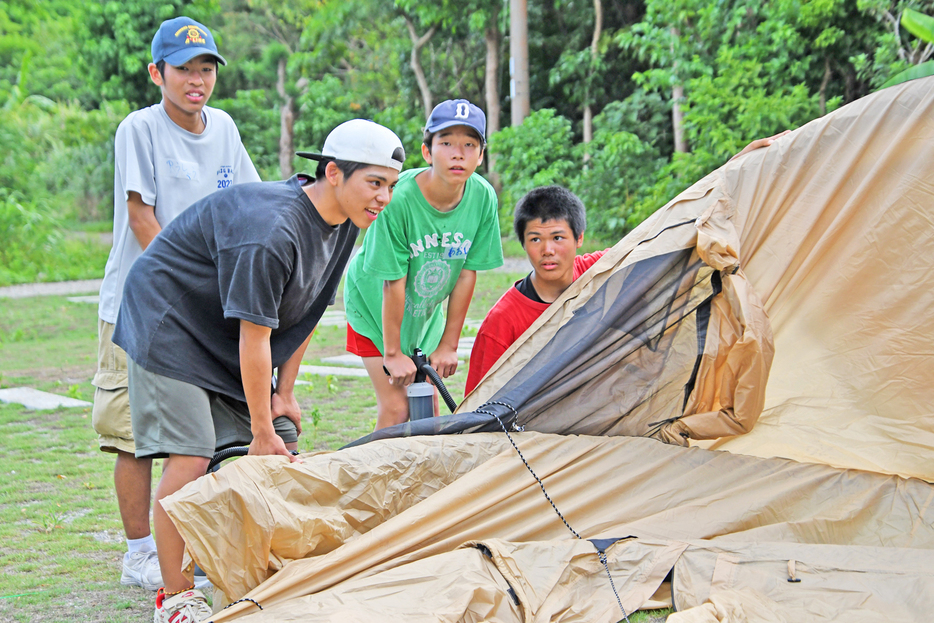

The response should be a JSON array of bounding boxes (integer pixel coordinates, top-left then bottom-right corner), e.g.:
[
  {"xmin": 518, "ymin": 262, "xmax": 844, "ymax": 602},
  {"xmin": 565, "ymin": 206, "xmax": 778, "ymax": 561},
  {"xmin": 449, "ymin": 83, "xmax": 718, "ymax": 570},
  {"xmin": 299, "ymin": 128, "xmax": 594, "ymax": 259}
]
[{"xmin": 509, "ymin": 0, "xmax": 530, "ymax": 126}]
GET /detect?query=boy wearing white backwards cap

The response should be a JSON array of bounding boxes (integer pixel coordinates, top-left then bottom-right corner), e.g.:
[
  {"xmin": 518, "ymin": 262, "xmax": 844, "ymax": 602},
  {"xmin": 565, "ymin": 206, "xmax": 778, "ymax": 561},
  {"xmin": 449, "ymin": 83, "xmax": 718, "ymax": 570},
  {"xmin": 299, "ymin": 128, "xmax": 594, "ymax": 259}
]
[{"xmin": 113, "ymin": 119, "xmax": 404, "ymax": 622}]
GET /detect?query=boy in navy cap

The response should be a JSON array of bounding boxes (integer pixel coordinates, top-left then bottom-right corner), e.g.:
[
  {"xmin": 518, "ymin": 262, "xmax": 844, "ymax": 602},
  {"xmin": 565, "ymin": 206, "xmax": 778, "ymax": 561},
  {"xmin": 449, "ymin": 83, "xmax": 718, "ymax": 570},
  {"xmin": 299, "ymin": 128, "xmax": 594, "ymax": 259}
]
[
  {"xmin": 343, "ymin": 99, "xmax": 504, "ymax": 429},
  {"xmin": 91, "ymin": 16, "xmax": 258, "ymax": 592}
]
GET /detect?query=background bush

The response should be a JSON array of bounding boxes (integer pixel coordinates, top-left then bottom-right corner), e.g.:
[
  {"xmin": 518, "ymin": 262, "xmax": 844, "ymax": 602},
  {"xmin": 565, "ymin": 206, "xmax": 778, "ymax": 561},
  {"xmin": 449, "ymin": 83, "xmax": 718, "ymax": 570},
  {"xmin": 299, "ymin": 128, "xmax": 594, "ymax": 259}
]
[{"xmin": 1, "ymin": 0, "xmax": 929, "ymax": 282}]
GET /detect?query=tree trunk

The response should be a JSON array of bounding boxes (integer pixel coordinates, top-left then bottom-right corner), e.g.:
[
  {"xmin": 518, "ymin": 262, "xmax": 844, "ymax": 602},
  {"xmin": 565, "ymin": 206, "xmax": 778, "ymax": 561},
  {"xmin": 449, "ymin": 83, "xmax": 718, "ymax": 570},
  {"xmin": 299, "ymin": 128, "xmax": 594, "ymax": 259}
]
[
  {"xmin": 404, "ymin": 16, "xmax": 438, "ymax": 120},
  {"xmin": 277, "ymin": 56, "xmax": 295, "ymax": 179},
  {"xmin": 582, "ymin": 0, "xmax": 602, "ymax": 162},
  {"xmin": 819, "ymin": 57, "xmax": 831, "ymax": 116},
  {"xmin": 845, "ymin": 68, "xmax": 855, "ymax": 103},
  {"xmin": 671, "ymin": 28, "xmax": 686, "ymax": 154},
  {"xmin": 672, "ymin": 83, "xmax": 686, "ymax": 153},
  {"xmin": 582, "ymin": 105, "xmax": 593, "ymax": 166},
  {"xmin": 509, "ymin": 0, "xmax": 530, "ymax": 125},
  {"xmin": 484, "ymin": 6, "xmax": 502, "ymax": 189}
]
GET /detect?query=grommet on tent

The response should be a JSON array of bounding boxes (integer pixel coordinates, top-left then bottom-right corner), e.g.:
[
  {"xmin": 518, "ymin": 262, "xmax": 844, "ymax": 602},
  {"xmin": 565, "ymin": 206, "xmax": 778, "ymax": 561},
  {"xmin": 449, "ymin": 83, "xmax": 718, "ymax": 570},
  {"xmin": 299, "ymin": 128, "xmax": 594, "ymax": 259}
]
[{"xmin": 787, "ymin": 559, "xmax": 802, "ymax": 583}]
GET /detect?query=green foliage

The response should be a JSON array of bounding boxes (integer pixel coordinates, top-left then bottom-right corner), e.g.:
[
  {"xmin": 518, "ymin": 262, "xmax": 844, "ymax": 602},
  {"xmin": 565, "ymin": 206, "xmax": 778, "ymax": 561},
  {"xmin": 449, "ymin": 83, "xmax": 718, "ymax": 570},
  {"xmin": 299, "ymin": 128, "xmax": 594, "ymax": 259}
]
[
  {"xmin": 901, "ymin": 6, "xmax": 934, "ymax": 40},
  {"xmin": 881, "ymin": 58, "xmax": 934, "ymax": 85},
  {"xmin": 308, "ymin": 405, "xmax": 322, "ymax": 446},
  {"xmin": 290, "ymin": 0, "xmax": 429, "ymax": 164},
  {"xmin": 35, "ymin": 100, "xmax": 129, "ymax": 221},
  {"xmin": 576, "ymin": 127, "xmax": 664, "ymax": 237},
  {"xmin": 2, "ymin": 0, "xmax": 933, "ymax": 265},
  {"xmin": 0, "ymin": 190, "xmax": 109, "ymax": 286},
  {"xmin": 212, "ymin": 89, "xmax": 281, "ymax": 179},
  {"xmin": 856, "ymin": 0, "xmax": 934, "ymax": 89},
  {"xmin": 0, "ymin": 191, "xmax": 61, "ymax": 278},
  {"xmin": 880, "ymin": 8, "xmax": 934, "ymax": 87},
  {"xmin": 487, "ymin": 109, "xmax": 577, "ymax": 221},
  {"xmin": 0, "ymin": 0, "xmax": 90, "ymax": 104},
  {"xmin": 0, "ymin": 96, "xmax": 115, "ymax": 286},
  {"xmin": 65, "ymin": 383, "xmax": 85, "ymax": 401},
  {"xmin": 683, "ymin": 55, "xmax": 823, "ymax": 172},
  {"xmin": 489, "ymin": 104, "xmax": 667, "ymax": 240},
  {"xmin": 0, "ymin": 93, "xmax": 127, "ymax": 222}
]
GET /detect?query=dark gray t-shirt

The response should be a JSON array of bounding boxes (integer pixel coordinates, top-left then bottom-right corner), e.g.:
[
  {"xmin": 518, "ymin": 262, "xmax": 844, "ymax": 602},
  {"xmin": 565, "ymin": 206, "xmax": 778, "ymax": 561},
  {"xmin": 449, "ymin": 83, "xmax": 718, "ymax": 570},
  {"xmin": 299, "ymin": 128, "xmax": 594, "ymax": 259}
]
[{"xmin": 113, "ymin": 175, "xmax": 358, "ymax": 401}]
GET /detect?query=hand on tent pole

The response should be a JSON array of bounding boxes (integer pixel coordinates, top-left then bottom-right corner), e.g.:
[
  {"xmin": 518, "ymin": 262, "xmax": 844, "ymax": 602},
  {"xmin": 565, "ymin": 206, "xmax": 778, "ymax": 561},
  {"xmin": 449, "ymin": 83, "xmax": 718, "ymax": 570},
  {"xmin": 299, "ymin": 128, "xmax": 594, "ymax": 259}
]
[
  {"xmin": 730, "ymin": 130, "xmax": 791, "ymax": 161},
  {"xmin": 248, "ymin": 428, "xmax": 301, "ymax": 463}
]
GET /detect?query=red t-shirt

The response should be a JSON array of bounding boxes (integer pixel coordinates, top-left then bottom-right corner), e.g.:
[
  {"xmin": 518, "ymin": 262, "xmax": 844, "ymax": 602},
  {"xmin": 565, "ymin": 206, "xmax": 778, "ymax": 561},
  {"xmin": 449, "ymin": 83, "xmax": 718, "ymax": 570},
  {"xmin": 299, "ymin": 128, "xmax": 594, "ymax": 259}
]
[{"xmin": 465, "ymin": 251, "xmax": 606, "ymax": 394}]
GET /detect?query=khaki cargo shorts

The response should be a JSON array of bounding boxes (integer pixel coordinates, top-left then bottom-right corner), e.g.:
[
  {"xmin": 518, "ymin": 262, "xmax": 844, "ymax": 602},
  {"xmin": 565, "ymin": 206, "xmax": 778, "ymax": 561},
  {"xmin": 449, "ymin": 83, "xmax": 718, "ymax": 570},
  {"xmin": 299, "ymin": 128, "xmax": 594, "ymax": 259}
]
[{"xmin": 91, "ymin": 319, "xmax": 134, "ymax": 454}]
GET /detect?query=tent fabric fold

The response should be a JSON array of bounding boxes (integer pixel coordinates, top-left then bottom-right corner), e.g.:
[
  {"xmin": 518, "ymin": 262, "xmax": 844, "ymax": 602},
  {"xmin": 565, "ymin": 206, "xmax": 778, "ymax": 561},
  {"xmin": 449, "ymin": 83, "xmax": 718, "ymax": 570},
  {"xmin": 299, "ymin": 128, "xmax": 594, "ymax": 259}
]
[
  {"xmin": 158, "ymin": 433, "xmax": 934, "ymax": 621},
  {"xmin": 219, "ymin": 537, "xmax": 686, "ymax": 623},
  {"xmin": 669, "ymin": 541, "xmax": 934, "ymax": 622},
  {"xmin": 159, "ymin": 77, "xmax": 934, "ymax": 622},
  {"xmin": 454, "ymin": 148, "xmax": 775, "ymax": 445},
  {"xmin": 162, "ymin": 435, "xmax": 508, "ymax": 600},
  {"xmin": 458, "ymin": 76, "xmax": 934, "ymax": 481}
]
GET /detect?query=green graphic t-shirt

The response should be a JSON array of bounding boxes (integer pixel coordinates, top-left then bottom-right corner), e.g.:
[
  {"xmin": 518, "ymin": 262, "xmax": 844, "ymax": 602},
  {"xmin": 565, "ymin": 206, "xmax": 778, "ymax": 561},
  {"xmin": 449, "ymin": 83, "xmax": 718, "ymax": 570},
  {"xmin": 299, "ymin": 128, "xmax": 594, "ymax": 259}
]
[{"xmin": 344, "ymin": 167, "xmax": 503, "ymax": 356}]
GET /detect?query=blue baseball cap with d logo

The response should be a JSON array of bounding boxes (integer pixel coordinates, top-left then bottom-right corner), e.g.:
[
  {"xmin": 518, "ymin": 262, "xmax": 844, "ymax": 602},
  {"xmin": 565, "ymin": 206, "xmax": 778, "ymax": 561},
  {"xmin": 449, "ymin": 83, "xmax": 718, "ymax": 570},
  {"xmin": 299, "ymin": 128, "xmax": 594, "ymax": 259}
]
[
  {"xmin": 425, "ymin": 99, "xmax": 486, "ymax": 143},
  {"xmin": 151, "ymin": 16, "xmax": 227, "ymax": 66}
]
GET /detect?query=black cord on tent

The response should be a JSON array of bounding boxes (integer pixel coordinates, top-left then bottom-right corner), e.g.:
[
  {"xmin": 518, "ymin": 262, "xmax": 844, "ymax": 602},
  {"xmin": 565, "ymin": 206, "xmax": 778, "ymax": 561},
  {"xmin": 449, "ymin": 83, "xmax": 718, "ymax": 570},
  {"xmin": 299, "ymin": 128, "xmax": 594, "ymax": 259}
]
[
  {"xmin": 475, "ymin": 400, "xmax": 632, "ymax": 623},
  {"xmin": 222, "ymin": 596, "xmax": 263, "ymax": 611}
]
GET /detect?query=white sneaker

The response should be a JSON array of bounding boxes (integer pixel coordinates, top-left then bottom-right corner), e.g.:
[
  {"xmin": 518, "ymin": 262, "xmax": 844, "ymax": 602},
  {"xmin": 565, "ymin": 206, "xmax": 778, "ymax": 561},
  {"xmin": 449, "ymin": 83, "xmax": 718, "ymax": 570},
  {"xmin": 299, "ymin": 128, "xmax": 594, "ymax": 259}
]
[
  {"xmin": 154, "ymin": 587, "xmax": 212, "ymax": 623},
  {"xmin": 121, "ymin": 550, "xmax": 163, "ymax": 591}
]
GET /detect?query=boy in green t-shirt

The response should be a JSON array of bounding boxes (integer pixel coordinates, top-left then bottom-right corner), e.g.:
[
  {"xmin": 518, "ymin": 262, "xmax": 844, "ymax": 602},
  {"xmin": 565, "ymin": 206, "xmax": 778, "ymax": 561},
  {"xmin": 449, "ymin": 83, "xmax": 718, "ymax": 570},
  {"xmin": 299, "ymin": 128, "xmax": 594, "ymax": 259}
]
[{"xmin": 344, "ymin": 99, "xmax": 503, "ymax": 429}]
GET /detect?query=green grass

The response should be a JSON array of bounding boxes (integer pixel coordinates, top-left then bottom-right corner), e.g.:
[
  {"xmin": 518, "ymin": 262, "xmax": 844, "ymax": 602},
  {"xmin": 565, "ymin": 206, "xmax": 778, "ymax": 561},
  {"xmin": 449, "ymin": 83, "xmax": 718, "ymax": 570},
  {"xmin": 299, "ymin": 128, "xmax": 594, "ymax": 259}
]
[
  {"xmin": 0, "ymin": 275, "xmax": 525, "ymax": 621},
  {"xmin": 0, "ymin": 270, "xmax": 670, "ymax": 622},
  {"xmin": 0, "ymin": 398, "xmax": 156, "ymax": 621},
  {"xmin": 0, "ymin": 295, "xmax": 154, "ymax": 621},
  {"xmin": 626, "ymin": 611, "xmax": 671, "ymax": 623}
]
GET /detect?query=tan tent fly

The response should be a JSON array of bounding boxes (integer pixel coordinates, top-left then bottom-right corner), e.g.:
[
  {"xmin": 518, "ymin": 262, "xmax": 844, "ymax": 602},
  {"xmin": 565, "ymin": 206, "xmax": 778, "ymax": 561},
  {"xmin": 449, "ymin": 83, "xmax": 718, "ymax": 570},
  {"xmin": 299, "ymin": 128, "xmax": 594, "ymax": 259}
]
[{"xmin": 162, "ymin": 76, "xmax": 934, "ymax": 622}]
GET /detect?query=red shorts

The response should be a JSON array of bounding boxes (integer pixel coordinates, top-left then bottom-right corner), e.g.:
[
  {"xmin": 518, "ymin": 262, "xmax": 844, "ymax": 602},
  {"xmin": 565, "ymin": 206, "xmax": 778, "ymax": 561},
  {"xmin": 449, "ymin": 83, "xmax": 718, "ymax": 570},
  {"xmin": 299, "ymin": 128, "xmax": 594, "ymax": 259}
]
[{"xmin": 346, "ymin": 324, "xmax": 383, "ymax": 358}]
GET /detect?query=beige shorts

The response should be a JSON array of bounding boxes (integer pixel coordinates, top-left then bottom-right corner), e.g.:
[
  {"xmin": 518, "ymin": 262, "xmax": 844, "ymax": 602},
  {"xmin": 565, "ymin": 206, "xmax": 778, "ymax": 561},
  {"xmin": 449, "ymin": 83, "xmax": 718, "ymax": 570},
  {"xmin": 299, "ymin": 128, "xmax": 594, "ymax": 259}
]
[{"xmin": 91, "ymin": 319, "xmax": 134, "ymax": 454}]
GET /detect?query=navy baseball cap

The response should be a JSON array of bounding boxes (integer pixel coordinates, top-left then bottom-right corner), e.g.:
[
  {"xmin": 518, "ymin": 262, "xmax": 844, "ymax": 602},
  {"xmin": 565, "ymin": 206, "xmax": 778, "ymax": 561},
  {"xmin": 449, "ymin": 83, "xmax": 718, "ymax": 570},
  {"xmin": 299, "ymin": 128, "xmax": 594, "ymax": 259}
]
[
  {"xmin": 151, "ymin": 17, "xmax": 227, "ymax": 66},
  {"xmin": 425, "ymin": 99, "xmax": 486, "ymax": 142}
]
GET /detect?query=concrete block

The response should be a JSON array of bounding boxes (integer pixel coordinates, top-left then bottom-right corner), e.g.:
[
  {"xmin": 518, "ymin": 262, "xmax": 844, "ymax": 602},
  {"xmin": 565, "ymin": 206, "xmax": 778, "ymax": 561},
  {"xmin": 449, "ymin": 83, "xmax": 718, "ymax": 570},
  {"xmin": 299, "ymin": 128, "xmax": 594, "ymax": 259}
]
[{"xmin": 0, "ymin": 387, "xmax": 91, "ymax": 410}]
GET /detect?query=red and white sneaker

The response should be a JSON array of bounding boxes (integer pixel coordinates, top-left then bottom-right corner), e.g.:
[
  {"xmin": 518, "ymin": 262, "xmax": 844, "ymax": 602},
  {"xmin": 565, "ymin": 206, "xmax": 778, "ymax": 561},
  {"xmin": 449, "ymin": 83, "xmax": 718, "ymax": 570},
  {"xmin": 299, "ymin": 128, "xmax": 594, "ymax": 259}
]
[{"xmin": 154, "ymin": 587, "xmax": 212, "ymax": 623}]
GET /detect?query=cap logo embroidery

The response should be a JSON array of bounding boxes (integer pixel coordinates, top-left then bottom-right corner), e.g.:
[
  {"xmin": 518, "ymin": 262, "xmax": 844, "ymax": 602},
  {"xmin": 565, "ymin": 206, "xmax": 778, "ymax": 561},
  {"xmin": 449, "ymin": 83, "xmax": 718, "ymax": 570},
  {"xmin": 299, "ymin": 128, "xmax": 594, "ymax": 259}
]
[
  {"xmin": 175, "ymin": 25, "xmax": 207, "ymax": 45},
  {"xmin": 455, "ymin": 103, "xmax": 470, "ymax": 119}
]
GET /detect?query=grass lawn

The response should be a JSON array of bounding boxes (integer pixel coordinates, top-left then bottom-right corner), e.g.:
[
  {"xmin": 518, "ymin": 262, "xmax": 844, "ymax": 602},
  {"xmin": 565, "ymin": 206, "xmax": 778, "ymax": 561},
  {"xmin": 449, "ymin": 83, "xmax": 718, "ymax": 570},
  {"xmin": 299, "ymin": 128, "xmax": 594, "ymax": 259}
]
[{"xmin": 0, "ymin": 267, "xmax": 668, "ymax": 622}]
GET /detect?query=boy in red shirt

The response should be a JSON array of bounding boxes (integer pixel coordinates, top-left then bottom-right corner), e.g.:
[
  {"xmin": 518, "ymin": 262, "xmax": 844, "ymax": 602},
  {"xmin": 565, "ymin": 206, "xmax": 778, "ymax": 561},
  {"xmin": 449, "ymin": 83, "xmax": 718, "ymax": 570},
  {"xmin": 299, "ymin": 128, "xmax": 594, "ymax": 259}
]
[
  {"xmin": 464, "ymin": 133, "xmax": 788, "ymax": 394},
  {"xmin": 465, "ymin": 186, "xmax": 605, "ymax": 394}
]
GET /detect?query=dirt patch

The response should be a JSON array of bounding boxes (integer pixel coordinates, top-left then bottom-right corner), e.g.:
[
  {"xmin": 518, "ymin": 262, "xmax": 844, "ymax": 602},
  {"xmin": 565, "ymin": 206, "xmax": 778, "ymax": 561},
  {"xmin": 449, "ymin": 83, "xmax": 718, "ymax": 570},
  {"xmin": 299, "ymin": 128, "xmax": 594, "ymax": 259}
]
[
  {"xmin": 3, "ymin": 365, "xmax": 95, "ymax": 386},
  {"xmin": 0, "ymin": 546, "xmax": 155, "ymax": 622},
  {"xmin": 0, "ymin": 279, "xmax": 103, "ymax": 300},
  {"xmin": 0, "ymin": 586, "xmax": 153, "ymax": 622}
]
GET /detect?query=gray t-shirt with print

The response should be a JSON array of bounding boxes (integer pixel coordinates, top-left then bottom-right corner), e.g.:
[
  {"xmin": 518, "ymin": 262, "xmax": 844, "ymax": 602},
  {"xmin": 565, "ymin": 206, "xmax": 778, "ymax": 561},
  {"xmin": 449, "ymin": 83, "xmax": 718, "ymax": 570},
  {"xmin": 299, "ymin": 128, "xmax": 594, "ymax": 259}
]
[
  {"xmin": 98, "ymin": 103, "xmax": 260, "ymax": 324},
  {"xmin": 113, "ymin": 176, "xmax": 358, "ymax": 401}
]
